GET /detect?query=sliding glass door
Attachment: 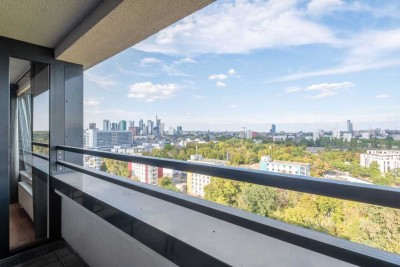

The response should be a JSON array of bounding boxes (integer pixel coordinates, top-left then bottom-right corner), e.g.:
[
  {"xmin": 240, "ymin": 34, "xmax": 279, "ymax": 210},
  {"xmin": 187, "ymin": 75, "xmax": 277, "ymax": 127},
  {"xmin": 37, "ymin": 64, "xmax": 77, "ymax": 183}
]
[{"xmin": 9, "ymin": 57, "xmax": 49, "ymax": 250}]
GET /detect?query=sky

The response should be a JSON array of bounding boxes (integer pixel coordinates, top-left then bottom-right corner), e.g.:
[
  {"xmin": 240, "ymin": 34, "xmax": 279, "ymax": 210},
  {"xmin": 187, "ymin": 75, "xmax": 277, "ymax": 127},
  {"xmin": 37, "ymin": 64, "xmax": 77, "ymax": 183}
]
[{"xmin": 84, "ymin": 0, "xmax": 400, "ymax": 132}]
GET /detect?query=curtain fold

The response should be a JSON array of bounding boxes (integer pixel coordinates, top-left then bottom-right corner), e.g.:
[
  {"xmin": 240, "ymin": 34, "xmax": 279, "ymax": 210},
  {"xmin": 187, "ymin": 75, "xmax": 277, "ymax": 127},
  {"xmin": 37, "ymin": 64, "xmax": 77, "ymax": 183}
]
[{"xmin": 18, "ymin": 92, "xmax": 32, "ymax": 176}]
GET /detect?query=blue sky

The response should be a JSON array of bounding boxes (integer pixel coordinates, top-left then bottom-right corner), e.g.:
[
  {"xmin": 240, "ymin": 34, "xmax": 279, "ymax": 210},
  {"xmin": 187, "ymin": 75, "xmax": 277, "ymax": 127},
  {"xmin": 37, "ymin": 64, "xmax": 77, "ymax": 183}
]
[{"xmin": 84, "ymin": 0, "xmax": 400, "ymax": 132}]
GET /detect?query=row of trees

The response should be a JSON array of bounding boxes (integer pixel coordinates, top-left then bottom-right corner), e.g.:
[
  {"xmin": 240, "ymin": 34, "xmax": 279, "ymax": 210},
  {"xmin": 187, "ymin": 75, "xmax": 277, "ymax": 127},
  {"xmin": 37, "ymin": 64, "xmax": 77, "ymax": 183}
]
[
  {"xmin": 204, "ymin": 178, "xmax": 400, "ymax": 254},
  {"xmin": 148, "ymin": 139, "xmax": 399, "ymax": 186}
]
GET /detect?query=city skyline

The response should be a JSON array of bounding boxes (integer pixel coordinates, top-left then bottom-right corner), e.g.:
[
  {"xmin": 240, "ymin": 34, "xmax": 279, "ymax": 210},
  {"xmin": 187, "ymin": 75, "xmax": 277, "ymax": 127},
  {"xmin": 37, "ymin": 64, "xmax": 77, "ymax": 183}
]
[
  {"xmin": 84, "ymin": 0, "xmax": 400, "ymax": 132},
  {"xmin": 85, "ymin": 117, "xmax": 399, "ymax": 134}
]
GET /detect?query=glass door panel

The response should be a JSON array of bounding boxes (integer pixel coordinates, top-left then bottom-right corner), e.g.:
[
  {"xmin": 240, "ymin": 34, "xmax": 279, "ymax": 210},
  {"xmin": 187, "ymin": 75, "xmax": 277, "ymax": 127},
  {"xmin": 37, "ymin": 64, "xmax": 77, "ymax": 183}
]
[{"xmin": 9, "ymin": 57, "xmax": 49, "ymax": 249}]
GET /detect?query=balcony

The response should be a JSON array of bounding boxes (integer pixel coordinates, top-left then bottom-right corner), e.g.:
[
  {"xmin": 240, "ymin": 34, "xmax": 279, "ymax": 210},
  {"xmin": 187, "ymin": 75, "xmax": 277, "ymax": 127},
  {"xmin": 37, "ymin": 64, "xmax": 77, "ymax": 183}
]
[
  {"xmin": 53, "ymin": 146, "xmax": 400, "ymax": 266},
  {"xmin": 0, "ymin": 1, "xmax": 400, "ymax": 266}
]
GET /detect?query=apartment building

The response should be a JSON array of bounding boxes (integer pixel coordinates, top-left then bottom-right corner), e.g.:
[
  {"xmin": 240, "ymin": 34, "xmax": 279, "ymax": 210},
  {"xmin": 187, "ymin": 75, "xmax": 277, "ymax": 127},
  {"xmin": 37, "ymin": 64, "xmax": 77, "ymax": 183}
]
[
  {"xmin": 360, "ymin": 150, "xmax": 400, "ymax": 173},
  {"xmin": 187, "ymin": 154, "xmax": 228, "ymax": 197},
  {"xmin": 129, "ymin": 162, "xmax": 163, "ymax": 186},
  {"xmin": 259, "ymin": 156, "xmax": 311, "ymax": 176}
]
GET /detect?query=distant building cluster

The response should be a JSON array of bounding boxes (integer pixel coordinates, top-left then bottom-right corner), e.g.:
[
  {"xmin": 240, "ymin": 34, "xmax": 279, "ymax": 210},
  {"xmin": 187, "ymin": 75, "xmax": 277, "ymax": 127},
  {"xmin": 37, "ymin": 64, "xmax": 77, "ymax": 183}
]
[
  {"xmin": 82, "ymin": 117, "xmax": 400, "ymax": 197},
  {"xmin": 360, "ymin": 150, "xmax": 400, "ymax": 174},
  {"xmin": 86, "ymin": 116, "xmax": 185, "ymax": 148}
]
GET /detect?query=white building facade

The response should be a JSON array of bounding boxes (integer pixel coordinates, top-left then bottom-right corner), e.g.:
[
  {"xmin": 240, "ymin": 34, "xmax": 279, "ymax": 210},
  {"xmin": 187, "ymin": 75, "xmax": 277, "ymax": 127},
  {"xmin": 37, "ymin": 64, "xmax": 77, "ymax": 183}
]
[
  {"xmin": 360, "ymin": 150, "xmax": 400, "ymax": 173},
  {"xmin": 129, "ymin": 162, "xmax": 162, "ymax": 186},
  {"xmin": 259, "ymin": 156, "xmax": 310, "ymax": 176},
  {"xmin": 187, "ymin": 155, "xmax": 228, "ymax": 197}
]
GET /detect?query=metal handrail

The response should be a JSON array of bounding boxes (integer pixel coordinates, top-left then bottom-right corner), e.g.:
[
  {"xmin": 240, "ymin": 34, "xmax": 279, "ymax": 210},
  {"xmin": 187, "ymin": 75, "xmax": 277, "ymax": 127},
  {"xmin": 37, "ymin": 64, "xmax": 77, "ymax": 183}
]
[
  {"xmin": 56, "ymin": 145, "xmax": 400, "ymax": 209},
  {"xmin": 21, "ymin": 149, "xmax": 49, "ymax": 161},
  {"xmin": 31, "ymin": 152, "xmax": 49, "ymax": 161},
  {"xmin": 32, "ymin": 141, "xmax": 49, "ymax": 148},
  {"xmin": 54, "ymin": 158, "xmax": 400, "ymax": 267}
]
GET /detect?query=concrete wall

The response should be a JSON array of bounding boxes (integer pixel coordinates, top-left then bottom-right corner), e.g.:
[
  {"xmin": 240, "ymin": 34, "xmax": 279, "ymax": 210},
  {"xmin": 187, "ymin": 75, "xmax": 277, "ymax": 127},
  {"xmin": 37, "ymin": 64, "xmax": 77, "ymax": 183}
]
[{"xmin": 60, "ymin": 194, "xmax": 176, "ymax": 267}]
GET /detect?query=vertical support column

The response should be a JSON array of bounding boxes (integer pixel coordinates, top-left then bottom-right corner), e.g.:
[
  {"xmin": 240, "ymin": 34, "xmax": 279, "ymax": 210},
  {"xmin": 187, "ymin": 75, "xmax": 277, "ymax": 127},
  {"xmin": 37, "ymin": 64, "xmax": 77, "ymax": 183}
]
[
  {"xmin": 48, "ymin": 61, "xmax": 83, "ymax": 241},
  {"xmin": 0, "ymin": 51, "xmax": 10, "ymax": 258},
  {"xmin": 64, "ymin": 63, "xmax": 83, "ymax": 165},
  {"xmin": 49, "ymin": 61, "xmax": 65, "ymax": 241}
]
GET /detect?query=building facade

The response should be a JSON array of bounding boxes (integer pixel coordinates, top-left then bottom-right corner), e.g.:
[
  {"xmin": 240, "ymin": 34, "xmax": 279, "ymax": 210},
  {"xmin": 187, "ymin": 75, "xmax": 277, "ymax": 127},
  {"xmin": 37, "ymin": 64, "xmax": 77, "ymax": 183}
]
[
  {"xmin": 332, "ymin": 130, "xmax": 341, "ymax": 139},
  {"xmin": 360, "ymin": 150, "xmax": 400, "ymax": 173},
  {"xmin": 119, "ymin": 120, "xmax": 127, "ymax": 131},
  {"xmin": 259, "ymin": 156, "xmax": 310, "ymax": 176},
  {"xmin": 270, "ymin": 124, "xmax": 276, "ymax": 136},
  {"xmin": 187, "ymin": 154, "xmax": 228, "ymax": 197},
  {"xmin": 347, "ymin": 120, "xmax": 353, "ymax": 133},
  {"xmin": 103, "ymin": 120, "xmax": 110, "ymax": 131},
  {"xmin": 85, "ymin": 129, "xmax": 132, "ymax": 148},
  {"xmin": 129, "ymin": 162, "xmax": 162, "ymax": 186}
]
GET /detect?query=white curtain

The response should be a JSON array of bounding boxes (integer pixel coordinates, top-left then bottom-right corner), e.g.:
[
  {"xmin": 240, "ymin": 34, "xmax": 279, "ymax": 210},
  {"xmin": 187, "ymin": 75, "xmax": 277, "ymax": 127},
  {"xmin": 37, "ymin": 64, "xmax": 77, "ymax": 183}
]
[{"xmin": 18, "ymin": 92, "xmax": 32, "ymax": 175}]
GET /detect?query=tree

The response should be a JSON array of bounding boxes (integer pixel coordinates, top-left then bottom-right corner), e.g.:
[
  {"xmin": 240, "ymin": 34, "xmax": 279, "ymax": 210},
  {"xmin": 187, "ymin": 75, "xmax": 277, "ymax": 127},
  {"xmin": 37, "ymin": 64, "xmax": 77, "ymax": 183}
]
[
  {"xmin": 238, "ymin": 184, "xmax": 277, "ymax": 217},
  {"xmin": 368, "ymin": 161, "xmax": 392, "ymax": 185},
  {"xmin": 204, "ymin": 177, "xmax": 243, "ymax": 207},
  {"xmin": 104, "ymin": 159, "xmax": 130, "ymax": 177},
  {"xmin": 158, "ymin": 176, "xmax": 178, "ymax": 192},
  {"xmin": 100, "ymin": 161, "xmax": 107, "ymax": 172}
]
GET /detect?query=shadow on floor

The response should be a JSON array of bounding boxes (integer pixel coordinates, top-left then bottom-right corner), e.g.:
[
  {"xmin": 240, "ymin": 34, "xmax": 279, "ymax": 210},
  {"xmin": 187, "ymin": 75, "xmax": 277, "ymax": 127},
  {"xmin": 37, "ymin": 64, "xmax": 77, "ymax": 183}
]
[{"xmin": 0, "ymin": 240, "xmax": 88, "ymax": 267}]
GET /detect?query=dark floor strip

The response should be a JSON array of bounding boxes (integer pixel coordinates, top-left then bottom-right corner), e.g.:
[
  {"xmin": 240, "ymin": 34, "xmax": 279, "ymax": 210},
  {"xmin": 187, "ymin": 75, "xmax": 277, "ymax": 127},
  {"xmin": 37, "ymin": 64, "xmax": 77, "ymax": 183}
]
[{"xmin": 0, "ymin": 240, "xmax": 87, "ymax": 267}]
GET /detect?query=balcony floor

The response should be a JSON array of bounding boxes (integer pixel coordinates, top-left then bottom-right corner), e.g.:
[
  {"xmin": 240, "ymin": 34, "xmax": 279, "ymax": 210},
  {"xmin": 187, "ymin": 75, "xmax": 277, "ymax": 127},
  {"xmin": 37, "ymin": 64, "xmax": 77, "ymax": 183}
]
[
  {"xmin": 10, "ymin": 203, "xmax": 36, "ymax": 250},
  {"xmin": 0, "ymin": 240, "xmax": 87, "ymax": 267}
]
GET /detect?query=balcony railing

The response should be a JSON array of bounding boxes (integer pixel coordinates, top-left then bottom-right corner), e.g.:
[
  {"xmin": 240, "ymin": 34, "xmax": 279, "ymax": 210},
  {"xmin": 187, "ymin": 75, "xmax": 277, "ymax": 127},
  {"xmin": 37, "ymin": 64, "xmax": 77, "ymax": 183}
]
[
  {"xmin": 31, "ymin": 142, "xmax": 49, "ymax": 161},
  {"xmin": 55, "ymin": 145, "xmax": 400, "ymax": 267}
]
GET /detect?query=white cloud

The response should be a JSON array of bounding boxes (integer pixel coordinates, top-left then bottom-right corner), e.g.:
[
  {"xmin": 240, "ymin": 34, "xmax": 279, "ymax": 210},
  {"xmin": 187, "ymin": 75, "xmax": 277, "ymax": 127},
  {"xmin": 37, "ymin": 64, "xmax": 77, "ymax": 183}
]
[
  {"xmin": 85, "ymin": 72, "xmax": 119, "ymax": 90},
  {"xmin": 309, "ymin": 91, "xmax": 338, "ymax": 99},
  {"xmin": 307, "ymin": 0, "xmax": 344, "ymax": 15},
  {"xmin": 216, "ymin": 81, "xmax": 226, "ymax": 87},
  {"xmin": 270, "ymin": 27, "xmax": 400, "ymax": 82},
  {"xmin": 140, "ymin": 57, "xmax": 161, "ymax": 65},
  {"xmin": 209, "ymin": 74, "xmax": 228, "ymax": 80},
  {"xmin": 269, "ymin": 60, "xmax": 400, "ymax": 82},
  {"xmin": 161, "ymin": 64, "xmax": 191, "ymax": 77},
  {"xmin": 84, "ymin": 100, "xmax": 100, "ymax": 106},
  {"xmin": 376, "ymin": 94, "xmax": 391, "ymax": 98},
  {"xmin": 230, "ymin": 104, "xmax": 237, "ymax": 109},
  {"xmin": 135, "ymin": 0, "xmax": 337, "ymax": 55},
  {"xmin": 306, "ymin": 82, "xmax": 354, "ymax": 91},
  {"xmin": 174, "ymin": 57, "xmax": 197, "ymax": 65},
  {"xmin": 228, "ymin": 68, "xmax": 237, "ymax": 75},
  {"xmin": 128, "ymin": 82, "xmax": 179, "ymax": 102},
  {"xmin": 285, "ymin": 86, "xmax": 302, "ymax": 93}
]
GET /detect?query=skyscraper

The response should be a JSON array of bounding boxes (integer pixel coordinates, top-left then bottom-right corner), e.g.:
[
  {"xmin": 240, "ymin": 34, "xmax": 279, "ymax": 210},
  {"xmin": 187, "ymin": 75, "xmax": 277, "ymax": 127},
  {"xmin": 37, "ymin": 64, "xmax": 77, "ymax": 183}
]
[
  {"xmin": 347, "ymin": 120, "xmax": 353, "ymax": 133},
  {"xmin": 129, "ymin": 120, "xmax": 134, "ymax": 128},
  {"xmin": 89, "ymin": 123, "xmax": 96, "ymax": 130},
  {"xmin": 139, "ymin": 119, "xmax": 144, "ymax": 135},
  {"xmin": 103, "ymin": 119, "xmax": 110, "ymax": 131},
  {"xmin": 159, "ymin": 123, "xmax": 165, "ymax": 135},
  {"xmin": 119, "ymin": 120, "xmax": 127, "ymax": 131},
  {"xmin": 147, "ymin": 120, "xmax": 154, "ymax": 135},
  {"xmin": 111, "ymin": 122, "xmax": 118, "ymax": 130},
  {"xmin": 155, "ymin": 115, "xmax": 161, "ymax": 136},
  {"xmin": 270, "ymin": 124, "xmax": 276, "ymax": 136},
  {"xmin": 177, "ymin": 126, "xmax": 183, "ymax": 135}
]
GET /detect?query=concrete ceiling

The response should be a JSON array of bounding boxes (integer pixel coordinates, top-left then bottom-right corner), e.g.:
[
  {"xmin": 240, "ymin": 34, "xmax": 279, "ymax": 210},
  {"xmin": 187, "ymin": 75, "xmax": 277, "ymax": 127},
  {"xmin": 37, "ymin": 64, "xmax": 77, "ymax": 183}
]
[
  {"xmin": 9, "ymin": 58, "xmax": 30, "ymax": 84},
  {"xmin": 0, "ymin": 0, "xmax": 214, "ymax": 70},
  {"xmin": 0, "ymin": 0, "xmax": 101, "ymax": 48}
]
